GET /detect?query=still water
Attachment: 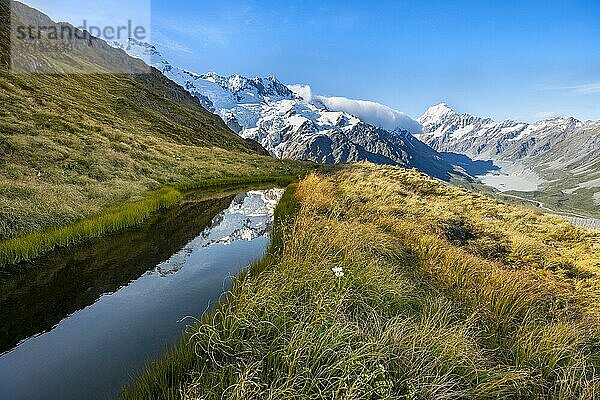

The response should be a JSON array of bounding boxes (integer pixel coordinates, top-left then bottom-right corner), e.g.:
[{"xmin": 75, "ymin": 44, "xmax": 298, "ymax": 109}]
[{"xmin": 0, "ymin": 188, "xmax": 283, "ymax": 400}]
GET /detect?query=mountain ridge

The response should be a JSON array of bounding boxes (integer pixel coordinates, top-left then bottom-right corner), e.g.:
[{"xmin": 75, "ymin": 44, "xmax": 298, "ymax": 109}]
[
  {"xmin": 416, "ymin": 102, "xmax": 588, "ymax": 162},
  {"xmin": 115, "ymin": 39, "xmax": 471, "ymax": 182},
  {"xmin": 417, "ymin": 102, "xmax": 600, "ymax": 216}
]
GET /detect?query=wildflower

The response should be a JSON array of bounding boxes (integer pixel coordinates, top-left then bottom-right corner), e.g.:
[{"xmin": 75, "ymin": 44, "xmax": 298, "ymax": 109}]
[{"xmin": 332, "ymin": 266, "xmax": 344, "ymax": 277}]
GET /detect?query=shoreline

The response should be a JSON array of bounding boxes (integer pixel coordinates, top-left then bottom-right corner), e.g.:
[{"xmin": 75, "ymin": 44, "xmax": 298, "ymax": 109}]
[
  {"xmin": 121, "ymin": 166, "xmax": 600, "ymax": 398},
  {"xmin": 121, "ymin": 182, "xmax": 300, "ymax": 398},
  {"xmin": 0, "ymin": 175, "xmax": 299, "ymax": 269}
]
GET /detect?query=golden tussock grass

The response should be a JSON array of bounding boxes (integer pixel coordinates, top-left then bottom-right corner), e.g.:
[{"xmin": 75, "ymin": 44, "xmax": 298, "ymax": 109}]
[{"xmin": 124, "ymin": 164, "xmax": 600, "ymax": 399}]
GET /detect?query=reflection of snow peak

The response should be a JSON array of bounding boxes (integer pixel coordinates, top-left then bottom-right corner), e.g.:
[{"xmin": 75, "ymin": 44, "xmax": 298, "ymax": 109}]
[
  {"xmin": 200, "ymin": 189, "xmax": 283, "ymax": 246},
  {"xmin": 152, "ymin": 189, "xmax": 284, "ymax": 276}
]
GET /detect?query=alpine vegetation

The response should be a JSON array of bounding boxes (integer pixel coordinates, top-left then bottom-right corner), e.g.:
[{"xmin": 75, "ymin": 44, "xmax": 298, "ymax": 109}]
[
  {"xmin": 124, "ymin": 164, "xmax": 600, "ymax": 399},
  {"xmin": 2, "ymin": 2, "xmax": 600, "ymax": 400}
]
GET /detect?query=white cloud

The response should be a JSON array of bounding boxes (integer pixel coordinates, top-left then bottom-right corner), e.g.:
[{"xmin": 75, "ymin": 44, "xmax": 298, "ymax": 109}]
[
  {"xmin": 286, "ymin": 84, "xmax": 421, "ymax": 133},
  {"xmin": 287, "ymin": 84, "xmax": 313, "ymax": 102},
  {"xmin": 569, "ymin": 82, "xmax": 600, "ymax": 95},
  {"xmin": 539, "ymin": 82, "xmax": 600, "ymax": 95},
  {"xmin": 534, "ymin": 111, "xmax": 556, "ymax": 119},
  {"xmin": 314, "ymin": 95, "xmax": 422, "ymax": 133}
]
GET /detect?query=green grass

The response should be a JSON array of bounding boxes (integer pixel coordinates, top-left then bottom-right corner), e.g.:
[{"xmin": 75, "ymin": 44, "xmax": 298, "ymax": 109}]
[
  {"xmin": 502, "ymin": 187, "xmax": 600, "ymax": 219},
  {"xmin": 0, "ymin": 64, "xmax": 315, "ymax": 241},
  {"xmin": 0, "ymin": 3, "xmax": 316, "ymax": 242},
  {"xmin": 0, "ymin": 186, "xmax": 180, "ymax": 268},
  {"xmin": 0, "ymin": 2, "xmax": 323, "ymax": 265},
  {"xmin": 0, "ymin": 175, "xmax": 307, "ymax": 269},
  {"xmin": 174, "ymin": 175, "xmax": 298, "ymax": 192},
  {"xmin": 123, "ymin": 164, "xmax": 600, "ymax": 399}
]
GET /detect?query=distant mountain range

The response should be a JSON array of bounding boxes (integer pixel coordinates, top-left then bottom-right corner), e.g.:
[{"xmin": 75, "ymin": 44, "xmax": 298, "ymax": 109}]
[
  {"xmin": 417, "ymin": 103, "xmax": 600, "ymax": 215},
  {"xmin": 114, "ymin": 39, "xmax": 471, "ymax": 182},
  {"xmin": 115, "ymin": 39, "xmax": 599, "ymax": 215},
  {"xmin": 417, "ymin": 102, "xmax": 598, "ymax": 164}
]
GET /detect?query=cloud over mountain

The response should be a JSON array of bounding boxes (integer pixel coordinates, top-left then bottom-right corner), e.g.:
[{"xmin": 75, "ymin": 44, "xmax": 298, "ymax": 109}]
[
  {"xmin": 287, "ymin": 84, "xmax": 313, "ymax": 102},
  {"xmin": 287, "ymin": 85, "xmax": 421, "ymax": 133},
  {"xmin": 315, "ymin": 96, "xmax": 422, "ymax": 133}
]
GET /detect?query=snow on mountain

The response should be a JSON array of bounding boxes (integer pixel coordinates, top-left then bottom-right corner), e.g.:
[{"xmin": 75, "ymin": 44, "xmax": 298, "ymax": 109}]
[
  {"xmin": 115, "ymin": 37, "xmax": 599, "ymax": 210},
  {"xmin": 416, "ymin": 103, "xmax": 457, "ymax": 136},
  {"xmin": 311, "ymin": 95, "xmax": 423, "ymax": 133},
  {"xmin": 286, "ymin": 84, "xmax": 422, "ymax": 133},
  {"xmin": 416, "ymin": 103, "xmax": 588, "ymax": 162},
  {"xmin": 417, "ymin": 103, "xmax": 600, "ymax": 206},
  {"xmin": 114, "ymin": 39, "xmax": 466, "ymax": 181}
]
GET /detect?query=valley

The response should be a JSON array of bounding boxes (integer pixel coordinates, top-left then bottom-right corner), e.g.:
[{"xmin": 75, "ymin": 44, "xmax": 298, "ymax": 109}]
[
  {"xmin": 1, "ymin": 1, "xmax": 599, "ymax": 399},
  {"xmin": 417, "ymin": 103, "xmax": 600, "ymax": 217},
  {"xmin": 114, "ymin": 39, "xmax": 473, "ymax": 183},
  {"xmin": 116, "ymin": 39, "xmax": 600, "ymax": 219}
]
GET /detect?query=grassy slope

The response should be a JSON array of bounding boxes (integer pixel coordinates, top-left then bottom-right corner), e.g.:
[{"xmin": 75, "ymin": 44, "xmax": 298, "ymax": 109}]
[
  {"xmin": 124, "ymin": 163, "xmax": 600, "ymax": 399},
  {"xmin": 0, "ymin": 1, "xmax": 315, "ymax": 248},
  {"xmin": 0, "ymin": 69, "xmax": 313, "ymax": 241},
  {"xmin": 0, "ymin": 68, "xmax": 315, "ymax": 265},
  {"xmin": 504, "ymin": 186, "xmax": 600, "ymax": 220},
  {"xmin": 0, "ymin": 2, "xmax": 316, "ymax": 264}
]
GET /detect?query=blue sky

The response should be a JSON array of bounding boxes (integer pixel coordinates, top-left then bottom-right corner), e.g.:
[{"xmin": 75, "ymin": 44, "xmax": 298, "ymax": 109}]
[{"xmin": 24, "ymin": 0, "xmax": 600, "ymax": 122}]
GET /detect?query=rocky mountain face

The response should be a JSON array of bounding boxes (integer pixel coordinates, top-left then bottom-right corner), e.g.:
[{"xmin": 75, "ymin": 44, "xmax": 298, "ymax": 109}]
[
  {"xmin": 416, "ymin": 103, "xmax": 591, "ymax": 162},
  {"xmin": 417, "ymin": 103, "xmax": 600, "ymax": 215},
  {"xmin": 115, "ymin": 39, "xmax": 469, "ymax": 182},
  {"xmin": 416, "ymin": 103, "xmax": 600, "ymax": 172}
]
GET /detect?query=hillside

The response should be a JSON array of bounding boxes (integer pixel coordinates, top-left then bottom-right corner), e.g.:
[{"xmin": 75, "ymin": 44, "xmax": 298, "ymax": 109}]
[
  {"xmin": 0, "ymin": 1, "xmax": 310, "ymax": 242},
  {"xmin": 416, "ymin": 103, "xmax": 600, "ymax": 217},
  {"xmin": 125, "ymin": 163, "xmax": 600, "ymax": 399}
]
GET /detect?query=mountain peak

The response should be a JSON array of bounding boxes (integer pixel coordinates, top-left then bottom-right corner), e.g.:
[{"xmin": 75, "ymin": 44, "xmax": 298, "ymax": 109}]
[
  {"xmin": 418, "ymin": 102, "xmax": 457, "ymax": 125},
  {"xmin": 428, "ymin": 102, "xmax": 455, "ymax": 115},
  {"xmin": 111, "ymin": 38, "xmax": 165, "ymax": 67},
  {"xmin": 196, "ymin": 72, "xmax": 293, "ymax": 100}
]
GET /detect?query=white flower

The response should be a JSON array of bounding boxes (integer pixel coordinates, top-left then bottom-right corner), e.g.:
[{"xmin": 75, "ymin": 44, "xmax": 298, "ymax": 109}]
[{"xmin": 331, "ymin": 266, "xmax": 344, "ymax": 277}]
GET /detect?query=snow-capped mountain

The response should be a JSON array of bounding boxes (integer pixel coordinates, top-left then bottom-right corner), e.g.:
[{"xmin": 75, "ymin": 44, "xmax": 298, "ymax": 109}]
[
  {"xmin": 113, "ymin": 39, "xmax": 468, "ymax": 182},
  {"xmin": 417, "ymin": 103, "xmax": 600, "ymax": 213},
  {"xmin": 416, "ymin": 103, "xmax": 589, "ymax": 162}
]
